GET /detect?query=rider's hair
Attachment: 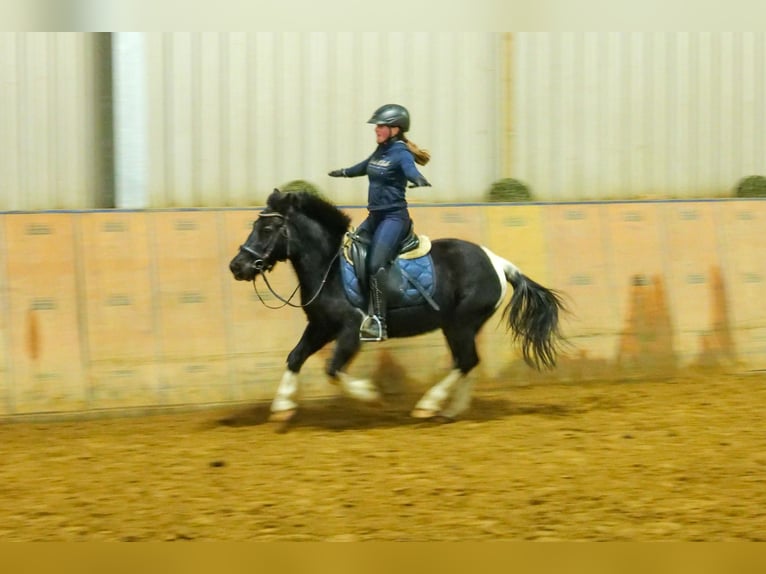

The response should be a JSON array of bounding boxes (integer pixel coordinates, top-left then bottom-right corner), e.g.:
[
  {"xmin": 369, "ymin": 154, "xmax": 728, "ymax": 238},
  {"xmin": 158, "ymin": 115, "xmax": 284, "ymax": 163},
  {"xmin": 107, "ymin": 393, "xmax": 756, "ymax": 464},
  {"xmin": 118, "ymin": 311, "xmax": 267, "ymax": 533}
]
[{"xmin": 400, "ymin": 135, "xmax": 431, "ymax": 166}]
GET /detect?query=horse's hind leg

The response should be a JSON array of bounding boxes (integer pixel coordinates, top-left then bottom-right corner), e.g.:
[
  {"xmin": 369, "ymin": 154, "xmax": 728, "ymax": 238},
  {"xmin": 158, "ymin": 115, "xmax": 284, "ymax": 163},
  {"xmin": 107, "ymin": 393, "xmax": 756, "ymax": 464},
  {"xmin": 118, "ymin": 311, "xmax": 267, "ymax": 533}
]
[
  {"xmin": 411, "ymin": 368, "xmax": 464, "ymax": 418},
  {"xmin": 440, "ymin": 377, "xmax": 476, "ymax": 419},
  {"xmin": 412, "ymin": 322, "xmax": 481, "ymax": 420}
]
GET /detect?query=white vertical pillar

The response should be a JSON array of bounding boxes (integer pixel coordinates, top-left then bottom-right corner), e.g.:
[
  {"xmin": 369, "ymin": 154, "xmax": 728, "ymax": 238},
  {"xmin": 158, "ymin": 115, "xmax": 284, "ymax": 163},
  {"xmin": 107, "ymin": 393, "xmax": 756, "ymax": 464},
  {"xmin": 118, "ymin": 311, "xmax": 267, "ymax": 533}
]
[{"xmin": 112, "ymin": 32, "xmax": 148, "ymax": 209}]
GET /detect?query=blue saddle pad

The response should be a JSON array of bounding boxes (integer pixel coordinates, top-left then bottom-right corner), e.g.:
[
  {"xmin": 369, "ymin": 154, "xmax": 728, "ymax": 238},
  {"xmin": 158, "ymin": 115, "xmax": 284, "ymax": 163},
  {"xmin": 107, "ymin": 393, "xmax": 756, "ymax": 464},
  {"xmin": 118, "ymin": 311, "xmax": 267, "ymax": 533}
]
[{"xmin": 340, "ymin": 254, "xmax": 436, "ymax": 310}]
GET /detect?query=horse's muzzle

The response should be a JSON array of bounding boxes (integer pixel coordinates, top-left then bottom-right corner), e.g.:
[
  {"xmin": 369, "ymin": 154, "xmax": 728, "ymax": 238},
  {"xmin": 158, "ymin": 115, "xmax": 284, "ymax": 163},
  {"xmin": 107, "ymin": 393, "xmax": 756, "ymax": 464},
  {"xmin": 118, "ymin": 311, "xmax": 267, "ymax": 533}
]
[{"xmin": 229, "ymin": 256, "xmax": 259, "ymax": 281}]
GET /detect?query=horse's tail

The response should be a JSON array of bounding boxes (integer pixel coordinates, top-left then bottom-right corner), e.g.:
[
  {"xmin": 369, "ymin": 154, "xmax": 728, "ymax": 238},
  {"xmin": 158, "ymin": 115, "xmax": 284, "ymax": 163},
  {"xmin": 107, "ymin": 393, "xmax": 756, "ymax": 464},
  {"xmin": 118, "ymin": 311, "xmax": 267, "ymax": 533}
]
[{"xmin": 500, "ymin": 260, "xmax": 567, "ymax": 370}]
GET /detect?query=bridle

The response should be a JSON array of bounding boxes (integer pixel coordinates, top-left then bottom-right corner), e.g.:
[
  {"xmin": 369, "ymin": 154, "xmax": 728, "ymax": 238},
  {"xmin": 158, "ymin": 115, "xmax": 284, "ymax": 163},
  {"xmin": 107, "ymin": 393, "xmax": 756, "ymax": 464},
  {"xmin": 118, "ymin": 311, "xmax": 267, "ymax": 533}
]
[
  {"xmin": 238, "ymin": 212, "xmax": 288, "ymax": 273},
  {"xmin": 239, "ymin": 211, "xmax": 339, "ymax": 309}
]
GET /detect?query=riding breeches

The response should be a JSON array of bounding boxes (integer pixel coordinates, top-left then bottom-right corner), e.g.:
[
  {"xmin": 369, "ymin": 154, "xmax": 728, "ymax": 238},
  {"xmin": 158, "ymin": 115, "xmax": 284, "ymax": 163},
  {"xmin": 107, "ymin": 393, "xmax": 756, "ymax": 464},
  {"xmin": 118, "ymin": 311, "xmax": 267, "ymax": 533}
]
[{"xmin": 357, "ymin": 208, "xmax": 412, "ymax": 274}]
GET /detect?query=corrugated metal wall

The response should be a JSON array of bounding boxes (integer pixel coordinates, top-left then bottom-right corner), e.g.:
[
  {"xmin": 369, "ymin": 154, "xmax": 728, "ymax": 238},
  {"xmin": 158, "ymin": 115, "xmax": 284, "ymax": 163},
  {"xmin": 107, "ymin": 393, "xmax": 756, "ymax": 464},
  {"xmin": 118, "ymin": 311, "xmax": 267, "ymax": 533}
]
[
  {"xmin": 0, "ymin": 33, "xmax": 111, "ymax": 210},
  {"xmin": 3, "ymin": 33, "xmax": 766, "ymax": 209},
  {"xmin": 142, "ymin": 32, "xmax": 503, "ymax": 207},
  {"xmin": 512, "ymin": 32, "xmax": 766, "ymax": 200}
]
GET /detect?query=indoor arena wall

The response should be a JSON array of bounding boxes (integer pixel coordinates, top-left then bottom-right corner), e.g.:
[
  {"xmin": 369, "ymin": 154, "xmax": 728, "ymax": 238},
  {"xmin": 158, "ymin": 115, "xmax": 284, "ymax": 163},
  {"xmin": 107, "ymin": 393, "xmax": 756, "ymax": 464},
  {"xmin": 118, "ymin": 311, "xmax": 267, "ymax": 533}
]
[{"xmin": 0, "ymin": 200, "xmax": 763, "ymax": 417}]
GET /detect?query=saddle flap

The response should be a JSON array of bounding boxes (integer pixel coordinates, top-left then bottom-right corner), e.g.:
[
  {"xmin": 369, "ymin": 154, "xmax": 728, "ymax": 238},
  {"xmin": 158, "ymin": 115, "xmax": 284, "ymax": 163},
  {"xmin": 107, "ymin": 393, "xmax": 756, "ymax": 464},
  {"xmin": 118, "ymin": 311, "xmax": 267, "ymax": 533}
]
[
  {"xmin": 346, "ymin": 230, "xmax": 369, "ymax": 294},
  {"xmin": 342, "ymin": 224, "xmax": 433, "ymax": 300},
  {"xmin": 340, "ymin": 254, "xmax": 437, "ymax": 311}
]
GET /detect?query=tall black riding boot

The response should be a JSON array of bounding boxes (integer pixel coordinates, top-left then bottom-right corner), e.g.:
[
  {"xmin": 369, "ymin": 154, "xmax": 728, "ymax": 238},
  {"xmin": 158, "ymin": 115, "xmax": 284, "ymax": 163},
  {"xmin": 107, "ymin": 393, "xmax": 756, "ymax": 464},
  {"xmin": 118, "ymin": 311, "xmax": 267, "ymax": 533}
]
[{"xmin": 360, "ymin": 267, "xmax": 388, "ymax": 341}]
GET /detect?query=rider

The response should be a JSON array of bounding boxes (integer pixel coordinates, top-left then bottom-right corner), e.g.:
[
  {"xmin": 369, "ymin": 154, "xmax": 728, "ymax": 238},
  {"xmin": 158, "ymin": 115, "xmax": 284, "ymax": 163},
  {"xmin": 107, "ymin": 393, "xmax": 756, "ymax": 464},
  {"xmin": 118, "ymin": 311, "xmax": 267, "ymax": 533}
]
[{"xmin": 329, "ymin": 103, "xmax": 431, "ymax": 341}]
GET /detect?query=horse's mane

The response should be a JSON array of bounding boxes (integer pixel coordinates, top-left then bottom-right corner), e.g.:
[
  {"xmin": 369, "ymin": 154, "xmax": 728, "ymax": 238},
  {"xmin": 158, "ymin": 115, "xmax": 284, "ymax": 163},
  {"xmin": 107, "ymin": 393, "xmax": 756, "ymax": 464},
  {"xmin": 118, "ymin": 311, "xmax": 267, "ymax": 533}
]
[{"xmin": 268, "ymin": 190, "xmax": 351, "ymax": 238}]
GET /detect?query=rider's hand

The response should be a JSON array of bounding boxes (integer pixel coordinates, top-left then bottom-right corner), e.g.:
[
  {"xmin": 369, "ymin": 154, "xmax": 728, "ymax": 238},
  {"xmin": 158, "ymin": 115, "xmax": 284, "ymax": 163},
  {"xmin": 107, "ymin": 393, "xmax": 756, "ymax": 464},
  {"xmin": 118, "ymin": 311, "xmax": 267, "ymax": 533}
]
[
  {"xmin": 409, "ymin": 177, "xmax": 431, "ymax": 188},
  {"xmin": 328, "ymin": 169, "xmax": 345, "ymax": 177}
]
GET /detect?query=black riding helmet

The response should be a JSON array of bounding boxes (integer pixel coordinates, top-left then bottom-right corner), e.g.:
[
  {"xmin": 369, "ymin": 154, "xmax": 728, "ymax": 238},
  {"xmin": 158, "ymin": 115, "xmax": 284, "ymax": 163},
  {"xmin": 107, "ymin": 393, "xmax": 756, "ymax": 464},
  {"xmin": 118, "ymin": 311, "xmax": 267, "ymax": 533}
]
[{"xmin": 367, "ymin": 104, "xmax": 410, "ymax": 133}]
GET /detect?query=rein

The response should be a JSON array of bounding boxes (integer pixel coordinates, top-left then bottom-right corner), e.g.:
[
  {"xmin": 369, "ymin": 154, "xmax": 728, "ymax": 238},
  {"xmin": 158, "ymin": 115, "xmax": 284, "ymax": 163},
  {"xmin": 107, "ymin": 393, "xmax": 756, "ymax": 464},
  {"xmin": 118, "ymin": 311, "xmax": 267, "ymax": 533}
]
[
  {"xmin": 252, "ymin": 249, "xmax": 340, "ymax": 309},
  {"xmin": 243, "ymin": 212, "xmax": 341, "ymax": 309}
]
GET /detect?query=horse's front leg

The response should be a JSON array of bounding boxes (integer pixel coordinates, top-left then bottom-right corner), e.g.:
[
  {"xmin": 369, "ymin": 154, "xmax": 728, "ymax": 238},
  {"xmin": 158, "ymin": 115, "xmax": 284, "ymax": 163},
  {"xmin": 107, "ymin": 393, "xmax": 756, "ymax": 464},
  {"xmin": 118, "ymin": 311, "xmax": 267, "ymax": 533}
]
[
  {"xmin": 327, "ymin": 321, "xmax": 382, "ymax": 404},
  {"xmin": 270, "ymin": 321, "xmax": 333, "ymax": 421}
]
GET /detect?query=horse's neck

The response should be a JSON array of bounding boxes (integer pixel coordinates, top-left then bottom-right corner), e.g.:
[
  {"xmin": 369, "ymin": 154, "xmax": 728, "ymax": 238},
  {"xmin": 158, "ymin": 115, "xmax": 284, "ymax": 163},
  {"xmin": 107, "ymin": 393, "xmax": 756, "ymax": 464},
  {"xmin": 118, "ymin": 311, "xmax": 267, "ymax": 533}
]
[{"xmin": 289, "ymin": 239, "xmax": 340, "ymax": 291}]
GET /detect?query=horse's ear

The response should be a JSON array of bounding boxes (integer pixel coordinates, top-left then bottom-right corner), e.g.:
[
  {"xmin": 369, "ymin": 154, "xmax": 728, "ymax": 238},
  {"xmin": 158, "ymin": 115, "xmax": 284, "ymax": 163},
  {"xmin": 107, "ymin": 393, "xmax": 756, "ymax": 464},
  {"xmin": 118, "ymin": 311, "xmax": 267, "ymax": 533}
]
[
  {"xmin": 267, "ymin": 188, "xmax": 295, "ymax": 213},
  {"xmin": 267, "ymin": 188, "xmax": 284, "ymax": 210}
]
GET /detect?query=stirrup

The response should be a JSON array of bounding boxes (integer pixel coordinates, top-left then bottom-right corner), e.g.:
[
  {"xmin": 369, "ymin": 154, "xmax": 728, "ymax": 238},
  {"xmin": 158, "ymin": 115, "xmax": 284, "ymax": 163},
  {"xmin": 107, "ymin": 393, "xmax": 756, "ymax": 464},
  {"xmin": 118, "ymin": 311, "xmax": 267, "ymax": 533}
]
[{"xmin": 360, "ymin": 315, "xmax": 387, "ymax": 342}]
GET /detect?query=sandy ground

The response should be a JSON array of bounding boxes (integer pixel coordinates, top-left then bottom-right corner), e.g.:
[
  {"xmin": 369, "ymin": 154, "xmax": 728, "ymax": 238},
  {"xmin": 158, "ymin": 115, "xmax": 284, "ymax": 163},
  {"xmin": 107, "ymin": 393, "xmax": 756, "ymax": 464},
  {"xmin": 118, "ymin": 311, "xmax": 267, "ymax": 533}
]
[{"xmin": 1, "ymin": 372, "xmax": 765, "ymax": 541}]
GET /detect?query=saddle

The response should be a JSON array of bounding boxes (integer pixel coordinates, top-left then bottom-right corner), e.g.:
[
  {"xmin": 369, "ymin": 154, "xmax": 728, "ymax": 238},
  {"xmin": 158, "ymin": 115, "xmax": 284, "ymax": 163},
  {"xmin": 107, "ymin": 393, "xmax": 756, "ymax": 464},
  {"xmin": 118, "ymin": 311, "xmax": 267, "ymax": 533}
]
[{"xmin": 341, "ymin": 223, "xmax": 438, "ymax": 311}]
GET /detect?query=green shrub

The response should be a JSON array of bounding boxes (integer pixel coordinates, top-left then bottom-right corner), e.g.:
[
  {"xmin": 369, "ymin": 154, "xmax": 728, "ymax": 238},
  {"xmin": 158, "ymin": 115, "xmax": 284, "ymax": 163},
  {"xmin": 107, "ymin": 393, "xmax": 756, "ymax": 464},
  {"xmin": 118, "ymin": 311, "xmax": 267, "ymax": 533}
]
[
  {"xmin": 486, "ymin": 178, "xmax": 533, "ymax": 202},
  {"xmin": 734, "ymin": 175, "xmax": 766, "ymax": 198}
]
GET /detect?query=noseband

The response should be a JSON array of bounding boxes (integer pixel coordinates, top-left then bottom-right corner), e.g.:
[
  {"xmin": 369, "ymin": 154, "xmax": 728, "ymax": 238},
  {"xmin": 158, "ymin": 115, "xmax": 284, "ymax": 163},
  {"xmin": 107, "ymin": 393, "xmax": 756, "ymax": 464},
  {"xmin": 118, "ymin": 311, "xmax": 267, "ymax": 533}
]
[{"xmin": 238, "ymin": 212, "xmax": 289, "ymax": 271}]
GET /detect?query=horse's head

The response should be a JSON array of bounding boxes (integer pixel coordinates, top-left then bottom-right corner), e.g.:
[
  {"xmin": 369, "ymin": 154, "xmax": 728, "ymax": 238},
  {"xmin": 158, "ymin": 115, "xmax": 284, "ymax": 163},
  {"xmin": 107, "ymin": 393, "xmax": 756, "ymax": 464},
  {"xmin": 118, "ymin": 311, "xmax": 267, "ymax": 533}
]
[
  {"xmin": 230, "ymin": 188, "xmax": 351, "ymax": 282},
  {"xmin": 229, "ymin": 191, "xmax": 292, "ymax": 281}
]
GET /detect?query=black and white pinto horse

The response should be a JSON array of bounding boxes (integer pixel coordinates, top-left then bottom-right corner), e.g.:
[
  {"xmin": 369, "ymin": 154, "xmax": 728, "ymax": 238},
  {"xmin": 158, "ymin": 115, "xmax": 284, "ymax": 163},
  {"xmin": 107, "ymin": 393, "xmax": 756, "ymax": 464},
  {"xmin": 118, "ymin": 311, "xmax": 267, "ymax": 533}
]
[{"xmin": 229, "ymin": 189, "xmax": 566, "ymax": 424}]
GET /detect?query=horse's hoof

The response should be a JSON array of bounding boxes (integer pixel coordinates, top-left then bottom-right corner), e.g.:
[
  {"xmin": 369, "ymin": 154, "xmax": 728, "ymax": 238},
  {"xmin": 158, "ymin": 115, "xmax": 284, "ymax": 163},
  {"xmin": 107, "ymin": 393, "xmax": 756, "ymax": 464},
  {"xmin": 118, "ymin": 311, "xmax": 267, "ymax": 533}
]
[
  {"xmin": 364, "ymin": 395, "xmax": 385, "ymax": 408},
  {"xmin": 411, "ymin": 408, "xmax": 438, "ymax": 419},
  {"xmin": 269, "ymin": 409, "xmax": 297, "ymax": 434},
  {"xmin": 269, "ymin": 409, "xmax": 296, "ymax": 423},
  {"xmin": 432, "ymin": 414, "xmax": 457, "ymax": 424}
]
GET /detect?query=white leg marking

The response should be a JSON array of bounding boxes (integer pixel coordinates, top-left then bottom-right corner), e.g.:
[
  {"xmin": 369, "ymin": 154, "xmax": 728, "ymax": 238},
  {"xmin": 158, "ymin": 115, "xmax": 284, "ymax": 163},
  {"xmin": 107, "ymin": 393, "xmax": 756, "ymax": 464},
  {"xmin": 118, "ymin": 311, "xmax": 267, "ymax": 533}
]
[
  {"xmin": 412, "ymin": 369, "xmax": 463, "ymax": 416},
  {"xmin": 337, "ymin": 372, "xmax": 382, "ymax": 403},
  {"xmin": 271, "ymin": 370, "xmax": 300, "ymax": 413},
  {"xmin": 440, "ymin": 376, "xmax": 476, "ymax": 419}
]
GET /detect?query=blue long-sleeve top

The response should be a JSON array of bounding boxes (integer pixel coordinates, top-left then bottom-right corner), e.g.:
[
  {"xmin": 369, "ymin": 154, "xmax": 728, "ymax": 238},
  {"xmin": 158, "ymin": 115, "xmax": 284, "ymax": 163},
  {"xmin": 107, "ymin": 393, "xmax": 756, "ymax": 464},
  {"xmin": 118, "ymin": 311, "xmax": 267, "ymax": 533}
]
[{"xmin": 341, "ymin": 140, "xmax": 428, "ymax": 212}]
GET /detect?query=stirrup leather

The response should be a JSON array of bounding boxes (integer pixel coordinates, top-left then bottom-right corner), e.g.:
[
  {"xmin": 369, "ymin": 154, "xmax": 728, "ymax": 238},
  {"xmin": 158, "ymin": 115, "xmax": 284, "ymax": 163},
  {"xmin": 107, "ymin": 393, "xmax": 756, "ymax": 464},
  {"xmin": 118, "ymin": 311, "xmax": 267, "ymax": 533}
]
[{"xmin": 360, "ymin": 267, "xmax": 388, "ymax": 342}]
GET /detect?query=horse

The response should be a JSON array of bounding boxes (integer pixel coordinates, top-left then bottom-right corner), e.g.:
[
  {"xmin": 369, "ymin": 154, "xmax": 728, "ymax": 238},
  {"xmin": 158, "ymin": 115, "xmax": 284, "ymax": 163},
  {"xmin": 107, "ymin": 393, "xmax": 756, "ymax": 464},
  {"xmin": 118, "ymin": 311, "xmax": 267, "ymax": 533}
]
[{"xmin": 229, "ymin": 188, "xmax": 567, "ymax": 425}]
